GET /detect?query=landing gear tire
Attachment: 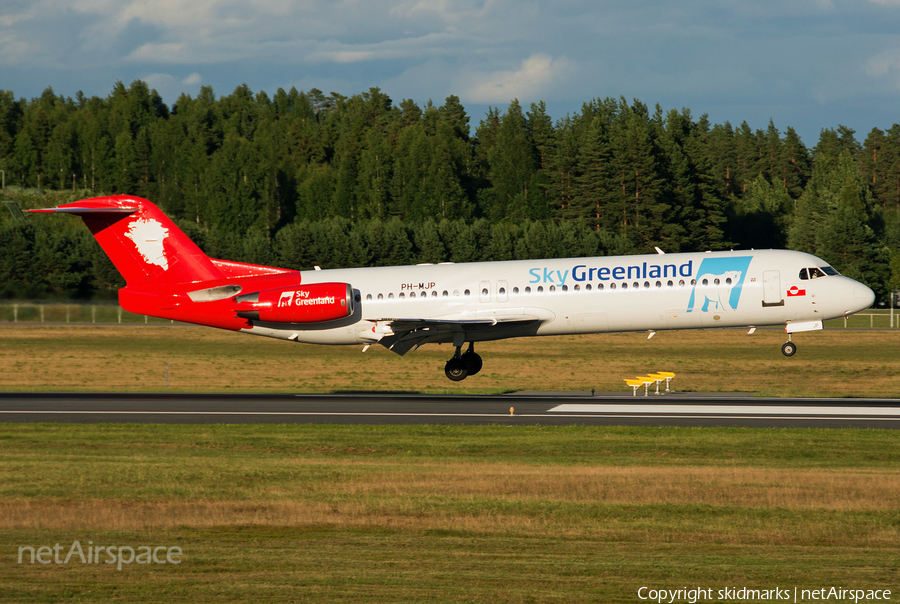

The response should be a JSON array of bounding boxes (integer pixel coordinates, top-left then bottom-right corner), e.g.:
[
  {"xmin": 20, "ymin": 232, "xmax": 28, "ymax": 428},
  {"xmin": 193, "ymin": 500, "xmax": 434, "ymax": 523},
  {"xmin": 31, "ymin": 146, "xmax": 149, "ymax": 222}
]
[
  {"xmin": 461, "ymin": 351, "xmax": 482, "ymax": 376},
  {"xmin": 781, "ymin": 341, "xmax": 797, "ymax": 357},
  {"xmin": 445, "ymin": 358, "xmax": 468, "ymax": 381}
]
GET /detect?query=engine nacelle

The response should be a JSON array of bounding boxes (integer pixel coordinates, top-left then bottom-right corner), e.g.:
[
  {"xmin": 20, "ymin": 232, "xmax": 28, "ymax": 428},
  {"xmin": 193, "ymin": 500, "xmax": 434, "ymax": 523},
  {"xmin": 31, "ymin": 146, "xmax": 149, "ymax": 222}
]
[{"xmin": 234, "ymin": 282, "xmax": 354, "ymax": 323}]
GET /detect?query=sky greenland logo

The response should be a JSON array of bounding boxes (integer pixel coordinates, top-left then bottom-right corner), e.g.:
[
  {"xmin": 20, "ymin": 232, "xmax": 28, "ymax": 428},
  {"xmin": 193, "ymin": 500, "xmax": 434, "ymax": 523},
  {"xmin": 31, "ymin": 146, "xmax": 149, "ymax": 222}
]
[
  {"xmin": 124, "ymin": 218, "xmax": 169, "ymax": 270},
  {"xmin": 686, "ymin": 257, "xmax": 752, "ymax": 313}
]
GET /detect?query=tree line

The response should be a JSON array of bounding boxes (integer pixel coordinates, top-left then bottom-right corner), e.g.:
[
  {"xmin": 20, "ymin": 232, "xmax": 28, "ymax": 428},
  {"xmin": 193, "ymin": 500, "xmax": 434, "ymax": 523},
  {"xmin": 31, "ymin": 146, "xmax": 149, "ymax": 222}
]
[{"xmin": 1, "ymin": 81, "xmax": 898, "ymax": 301}]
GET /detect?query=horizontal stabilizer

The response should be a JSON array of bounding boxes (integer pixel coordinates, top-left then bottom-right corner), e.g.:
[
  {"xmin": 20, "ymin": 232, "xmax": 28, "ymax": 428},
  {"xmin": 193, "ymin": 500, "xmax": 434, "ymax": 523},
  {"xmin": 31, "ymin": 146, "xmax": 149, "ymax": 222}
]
[{"xmin": 29, "ymin": 206, "xmax": 138, "ymax": 215}]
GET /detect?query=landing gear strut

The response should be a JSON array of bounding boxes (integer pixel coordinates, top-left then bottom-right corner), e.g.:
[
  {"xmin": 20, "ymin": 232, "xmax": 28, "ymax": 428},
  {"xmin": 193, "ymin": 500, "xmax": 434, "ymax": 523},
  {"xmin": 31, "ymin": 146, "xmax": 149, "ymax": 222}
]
[
  {"xmin": 444, "ymin": 343, "xmax": 483, "ymax": 381},
  {"xmin": 781, "ymin": 334, "xmax": 797, "ymax": 357},
  {"xmin": 461, "ymin": 342, "xmax": 482, "ymax": 376}
]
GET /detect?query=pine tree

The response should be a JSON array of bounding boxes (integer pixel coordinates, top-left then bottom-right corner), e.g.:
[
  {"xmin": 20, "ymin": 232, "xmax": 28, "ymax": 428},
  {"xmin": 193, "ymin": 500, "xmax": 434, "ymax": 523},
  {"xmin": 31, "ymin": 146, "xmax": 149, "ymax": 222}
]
[
  {"xmin": 438, "ymin": 219, "xmax": 479, "ymax": 263},
  {"xmin": 733, "ymin": 121, "xmax": 762, "ymax": 196},
  {"xmin": 788, "ymin": 149, "xmax": 884, "ymax": 293},
  {"xmin": 779, "ymin": 127, "xmax": 809, "ymax": 198},
  {"xmin": 355, "ymin": 126, "xmax": 394, "ymax": 219},
  {"xmin": 729, "ymin": 175, "xmax": 793, "ymax": 249},
  {"xmin": 658, "ymin": 108, "xmax": 726, "ymax": 251},
  {"xmin": 813, "ymin": 126, "xmax": 860, "ymax": 169},
  {"xmin": 412, "ymin": 219, "xmax": 446, "ymax": 263},
  {"xmin": 488, "ymin": 222, "xmax": 521, "ymax": 261},
  {"xmin": 438, "ymin": 95, "xmax": 470, "ymax": 141},
  {"xmin": 484, "ymin": 100, "xmax": 536, "ymax": 220},
  {"xmin": 0, "ymin": 91, "xmax": 22, "ymax": 168},
  {"xmin": 569, "ymin": 116, "xmax": 613, "ymax": 229},
  {"xmin": 525, "ymin": 101, "xmax": 555, "ymax": 218},
  {"xmin": 545, "ymin": 115, "xmax": 579, "ymax": 217},
  {"xmin": 46, "ymin": 121, "xmax": 74, "ymax": 190},
  {"xmin": 607, "ymin": 100, "xmax": 670, "ymax": 253},
  {"xmin": 423, "ymin": 119, "xmax": 472, "ymax": 220},
  {"xmin": 706, "ymin": 121, "xmax": 738, "ymax": 200}
]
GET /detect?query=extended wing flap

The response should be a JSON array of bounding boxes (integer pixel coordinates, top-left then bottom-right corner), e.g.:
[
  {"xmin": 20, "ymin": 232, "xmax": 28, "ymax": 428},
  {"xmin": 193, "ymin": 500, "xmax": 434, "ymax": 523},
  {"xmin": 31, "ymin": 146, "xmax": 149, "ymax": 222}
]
[{"xmin": 376, "ymin": 315, "xmax": 545, "ymax": 356}]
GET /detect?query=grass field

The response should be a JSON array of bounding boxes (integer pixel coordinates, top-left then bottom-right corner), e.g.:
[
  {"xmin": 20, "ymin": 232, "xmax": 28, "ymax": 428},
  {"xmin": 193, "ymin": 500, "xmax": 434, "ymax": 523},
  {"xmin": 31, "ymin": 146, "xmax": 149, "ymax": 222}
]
[
  {"xmin": 1, "ymin": 325, "xmax": 899, "ymax": 602},
  {"xmin": 1, "ymin": 424, "xmax": 898, "ymax": 602},
  {"xmin": 1, "ymin": 323, "xmax": 899, "ymax": 396}
]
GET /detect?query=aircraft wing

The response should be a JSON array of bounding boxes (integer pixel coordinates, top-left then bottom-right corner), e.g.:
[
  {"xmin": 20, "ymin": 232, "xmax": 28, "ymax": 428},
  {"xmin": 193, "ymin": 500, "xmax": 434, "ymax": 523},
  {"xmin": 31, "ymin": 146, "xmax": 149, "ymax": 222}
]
[{"xmin": 371, "ymin": 312, "xmax": 549, "ymax": 356}]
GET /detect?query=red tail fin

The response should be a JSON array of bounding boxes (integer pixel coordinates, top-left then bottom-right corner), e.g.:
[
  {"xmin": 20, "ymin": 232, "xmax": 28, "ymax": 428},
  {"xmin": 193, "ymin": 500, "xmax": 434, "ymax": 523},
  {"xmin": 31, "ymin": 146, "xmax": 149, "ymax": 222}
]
[{"xmin": 30, "ymin": 195, "xmax": 224, "ymax": 286}]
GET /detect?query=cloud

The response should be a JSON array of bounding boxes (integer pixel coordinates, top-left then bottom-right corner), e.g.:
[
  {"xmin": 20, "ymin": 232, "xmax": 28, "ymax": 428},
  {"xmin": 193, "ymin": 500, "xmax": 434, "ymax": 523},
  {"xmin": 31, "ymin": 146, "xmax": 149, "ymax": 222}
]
[
  {"xmin": 128, "ymin": 42, "xmax": 190, "ymax": 63},
  {"xmin": 462, "ymin": 53, "xmax": 573, "ymax": 104},
  {"xmin": 865, "ymin": 48, "xmax": 900, "ymax": 88},
  {"xmin": 5, "ymin": 0, "xmax": 522, "ymax": 75},
  {"xmin": 0, "ymin": 30, "xmax": 34, "ymax": 66},
  {"xmin": 305, "ymin": 31, "xmax": 467, "ymax": 65},
  {"xmin": 141, "ymin": 71, "xmax": 204, "ymax": 101},
  {"xmin": 388, "ymin": 0, "xmax": 505, "ymax": 29},
  {"xmin": 4, "ymin": 0, "xmax": 900, "ymax": 145}
]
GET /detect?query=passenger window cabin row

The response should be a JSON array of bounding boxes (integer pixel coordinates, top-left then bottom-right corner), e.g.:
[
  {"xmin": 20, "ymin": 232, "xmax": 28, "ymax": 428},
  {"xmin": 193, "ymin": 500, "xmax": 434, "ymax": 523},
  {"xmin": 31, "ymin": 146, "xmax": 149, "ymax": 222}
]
[
  {"xmin": 362, "ymin": 277, "xmax": 741, "ymax": 301},
  {"xmin": 363, "ymin": 265, "xmax": 842, "ymax": 301}
]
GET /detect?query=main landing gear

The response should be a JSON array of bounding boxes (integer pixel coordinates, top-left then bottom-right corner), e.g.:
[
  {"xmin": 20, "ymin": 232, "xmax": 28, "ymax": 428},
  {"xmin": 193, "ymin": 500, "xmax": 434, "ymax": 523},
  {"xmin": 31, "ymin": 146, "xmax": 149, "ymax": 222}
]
[{"xmin": 444, "ymin": 343, "xmax": 483, "ymax": 381}]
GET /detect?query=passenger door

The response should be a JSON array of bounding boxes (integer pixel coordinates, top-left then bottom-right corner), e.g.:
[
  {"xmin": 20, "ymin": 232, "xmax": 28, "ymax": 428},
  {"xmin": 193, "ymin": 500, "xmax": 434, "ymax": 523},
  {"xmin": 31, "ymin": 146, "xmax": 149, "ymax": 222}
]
[{"xmin": 762, "ymin": 271, "xmax": 784, "ymax": 307}]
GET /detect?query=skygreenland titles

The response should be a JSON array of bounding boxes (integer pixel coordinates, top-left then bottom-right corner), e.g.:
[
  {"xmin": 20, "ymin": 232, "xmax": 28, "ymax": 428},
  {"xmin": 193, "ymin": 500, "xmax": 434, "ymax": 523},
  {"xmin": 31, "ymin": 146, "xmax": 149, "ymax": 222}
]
[{"xmin": 529, "ymin": 261, "xmax": 694, "ymax": 285}]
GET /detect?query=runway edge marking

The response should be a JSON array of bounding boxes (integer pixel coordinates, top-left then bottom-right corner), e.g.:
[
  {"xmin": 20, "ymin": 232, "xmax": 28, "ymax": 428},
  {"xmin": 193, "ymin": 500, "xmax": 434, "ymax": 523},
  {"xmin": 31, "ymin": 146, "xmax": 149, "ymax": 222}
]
[{"xmin": 548, "ymin": 404, "xmax": 900, "ymax": 417}]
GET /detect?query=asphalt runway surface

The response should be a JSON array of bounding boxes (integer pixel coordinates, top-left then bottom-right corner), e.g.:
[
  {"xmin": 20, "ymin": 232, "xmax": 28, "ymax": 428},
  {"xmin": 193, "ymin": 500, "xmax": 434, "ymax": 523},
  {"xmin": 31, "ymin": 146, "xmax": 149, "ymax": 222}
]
[{"xmin": 1, "ymin": 391, "xmax": 899, "ymax": 428}]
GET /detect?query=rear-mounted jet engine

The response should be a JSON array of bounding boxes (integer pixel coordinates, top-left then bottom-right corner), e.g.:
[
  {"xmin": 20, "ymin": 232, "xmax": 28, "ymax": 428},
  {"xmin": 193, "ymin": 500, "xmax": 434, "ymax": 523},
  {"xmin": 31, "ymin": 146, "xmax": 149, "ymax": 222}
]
[{"xmin": 234, "ymin": 282, "xmax": 353, "ymax": 323}]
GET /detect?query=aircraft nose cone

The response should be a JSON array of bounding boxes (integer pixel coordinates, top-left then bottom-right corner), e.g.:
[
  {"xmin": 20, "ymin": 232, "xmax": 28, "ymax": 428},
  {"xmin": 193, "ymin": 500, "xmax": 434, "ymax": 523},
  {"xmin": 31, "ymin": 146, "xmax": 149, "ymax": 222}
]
[{"xmin": 852, "ymin": 283, "xmax": 875, "ymax": 310}]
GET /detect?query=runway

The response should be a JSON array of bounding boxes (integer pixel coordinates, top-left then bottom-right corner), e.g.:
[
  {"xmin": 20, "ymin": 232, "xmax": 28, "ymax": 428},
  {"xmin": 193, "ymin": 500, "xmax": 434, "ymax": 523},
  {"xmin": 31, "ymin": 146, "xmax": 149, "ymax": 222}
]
[{"xmin": 1, "ymin": 392, "xmax": 899, "ymax": 428}]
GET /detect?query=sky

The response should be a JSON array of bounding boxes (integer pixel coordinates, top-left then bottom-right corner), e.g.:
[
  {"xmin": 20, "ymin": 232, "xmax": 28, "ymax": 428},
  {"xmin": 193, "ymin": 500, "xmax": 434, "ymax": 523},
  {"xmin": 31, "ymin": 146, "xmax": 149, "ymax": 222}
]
[{"xmin": 3, "ymin": 0, "xmax": 900, "ymax": 145}]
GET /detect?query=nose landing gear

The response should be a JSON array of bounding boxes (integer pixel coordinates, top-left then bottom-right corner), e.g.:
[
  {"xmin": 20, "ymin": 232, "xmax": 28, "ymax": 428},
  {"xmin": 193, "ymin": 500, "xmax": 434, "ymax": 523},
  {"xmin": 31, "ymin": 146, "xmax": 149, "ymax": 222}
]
[
  {"xmin": 444, "ymin": 343, "xmax": 483, "ymax": 381},
  {"xmin": 780, "ymin": 320, "xmax": 822, "ymax": 357},
  {"xmin": 781, "ymin": 333, "xmax": 797, "ymax": 357}
]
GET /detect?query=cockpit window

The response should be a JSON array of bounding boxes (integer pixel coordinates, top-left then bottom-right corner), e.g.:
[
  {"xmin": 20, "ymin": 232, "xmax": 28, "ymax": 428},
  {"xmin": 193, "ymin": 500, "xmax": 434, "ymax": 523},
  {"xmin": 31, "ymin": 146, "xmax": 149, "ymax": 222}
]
[{"xmin": 800, "ymin": 266, "xmax": 838, "ymax": 280}]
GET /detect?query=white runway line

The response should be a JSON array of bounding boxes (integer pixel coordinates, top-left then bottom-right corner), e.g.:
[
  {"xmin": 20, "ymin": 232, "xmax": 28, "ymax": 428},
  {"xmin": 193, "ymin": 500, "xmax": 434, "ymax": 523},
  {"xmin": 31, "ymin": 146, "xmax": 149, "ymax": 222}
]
[{"xmin": 548, "ymin": 404, "xmax": 900, "ymax": 417}]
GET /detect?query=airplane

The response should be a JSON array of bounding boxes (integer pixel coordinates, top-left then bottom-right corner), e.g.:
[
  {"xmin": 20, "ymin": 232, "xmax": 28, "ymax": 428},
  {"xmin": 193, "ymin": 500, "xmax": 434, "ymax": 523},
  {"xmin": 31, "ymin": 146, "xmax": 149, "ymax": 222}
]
[{"xmin": 29, "ymin": 195, "xmax": 875, "ymax": 381}]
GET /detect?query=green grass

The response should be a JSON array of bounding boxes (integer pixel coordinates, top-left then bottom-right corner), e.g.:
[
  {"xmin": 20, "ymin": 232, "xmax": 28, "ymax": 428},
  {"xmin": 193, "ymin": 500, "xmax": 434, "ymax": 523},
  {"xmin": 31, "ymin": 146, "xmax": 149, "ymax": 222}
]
[
  {"xmin": 3, "ymin": 324, "xmax": 900, "ymax": 396},
  {"xmin": 4, "ymin": 528, "xmax": 896, "ymax": 603},
  {"xmin": 2, "ymin": 325, "xmax": 899, "ymax": 601},
  {"xmin": 0, "ymin": 423, "xmax": 896, "ymax": 472},
  {"xmin": 1, "ymin": 424, "xmax": 899, "ymax": 602}
]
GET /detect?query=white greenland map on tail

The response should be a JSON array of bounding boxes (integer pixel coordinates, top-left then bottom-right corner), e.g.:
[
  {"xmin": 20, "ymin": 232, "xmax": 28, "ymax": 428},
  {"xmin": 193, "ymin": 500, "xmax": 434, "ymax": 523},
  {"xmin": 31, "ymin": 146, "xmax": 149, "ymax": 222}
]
[{"xmin": 123, "ymin": 218, "xmax": 169, "ymax": 270}]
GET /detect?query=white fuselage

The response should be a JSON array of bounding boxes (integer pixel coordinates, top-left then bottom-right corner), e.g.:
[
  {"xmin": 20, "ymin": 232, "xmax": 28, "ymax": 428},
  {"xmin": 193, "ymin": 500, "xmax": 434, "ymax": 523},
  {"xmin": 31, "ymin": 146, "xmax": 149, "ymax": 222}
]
[{"xmin": 241, "ymin": 249, "xmax": 875, "ymax": 350}]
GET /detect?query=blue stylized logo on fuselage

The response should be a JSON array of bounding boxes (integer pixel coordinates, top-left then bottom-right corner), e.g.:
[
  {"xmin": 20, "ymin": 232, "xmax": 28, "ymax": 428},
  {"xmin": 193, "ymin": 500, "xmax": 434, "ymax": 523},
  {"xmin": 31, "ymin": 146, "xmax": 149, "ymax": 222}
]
[{"xmin": 686, "ymin": 257, "xmax": 752, "ymax": 313}]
